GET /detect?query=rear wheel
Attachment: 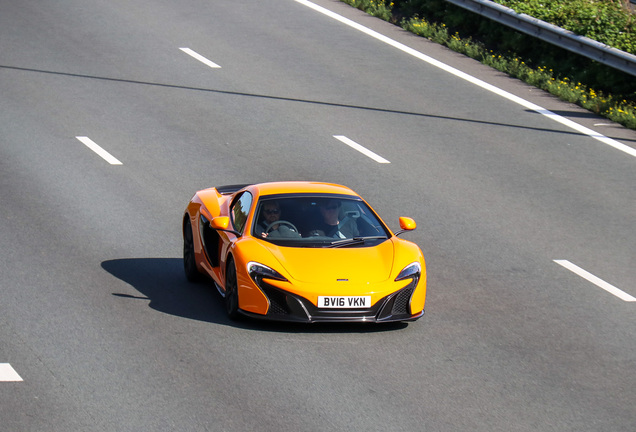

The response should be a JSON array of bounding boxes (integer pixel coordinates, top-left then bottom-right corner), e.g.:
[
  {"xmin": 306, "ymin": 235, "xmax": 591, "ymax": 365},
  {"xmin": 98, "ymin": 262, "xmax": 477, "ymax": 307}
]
[
  {"xmin": 183, "ymin": 218, "xmax": 200, "ymax": 282},
  {"xmin": 224, "ymin": 259, "xmax": 240, "ymax": 320}
]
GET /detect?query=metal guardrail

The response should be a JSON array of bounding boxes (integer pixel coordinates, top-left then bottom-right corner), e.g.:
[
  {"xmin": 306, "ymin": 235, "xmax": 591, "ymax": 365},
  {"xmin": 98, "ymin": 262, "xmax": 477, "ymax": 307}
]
[{"xmin": 445, "ymin": 0, "xmax": 636, "ymax": 77}]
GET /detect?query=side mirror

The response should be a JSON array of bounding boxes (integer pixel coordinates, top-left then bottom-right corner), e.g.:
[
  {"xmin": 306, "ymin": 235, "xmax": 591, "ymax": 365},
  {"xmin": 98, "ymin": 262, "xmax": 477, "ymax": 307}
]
[
  {"xmin": 211, "ymin": 216, "xmax": 242, "ymax": 236},
  {"xmin": 395, "ymin": 217, "xmax": 416, "ymax": 236},
  {"xmin": 210, "ymin": 216, "xmax": 230, "ymax": 230},
  {"xmin": 208, "ymin": 216, "xmax": 241, "ymax": 236}
]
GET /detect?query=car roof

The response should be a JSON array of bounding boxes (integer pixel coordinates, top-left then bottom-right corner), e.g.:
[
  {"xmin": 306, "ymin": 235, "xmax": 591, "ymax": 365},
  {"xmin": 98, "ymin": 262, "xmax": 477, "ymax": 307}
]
[{"xmin": 249, "ymin": 181, "xmax": 359, "ymax": 197}]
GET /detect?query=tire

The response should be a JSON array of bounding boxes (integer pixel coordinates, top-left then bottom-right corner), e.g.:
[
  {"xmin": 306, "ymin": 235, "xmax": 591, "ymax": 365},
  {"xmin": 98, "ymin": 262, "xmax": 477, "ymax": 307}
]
[
  {"xmin": 224, "ymin": 259, "xmax": 240, "ymax": 320},
  {"xmin": 183, "ymin": 218, "xmax": 200, "ymax": 282}
]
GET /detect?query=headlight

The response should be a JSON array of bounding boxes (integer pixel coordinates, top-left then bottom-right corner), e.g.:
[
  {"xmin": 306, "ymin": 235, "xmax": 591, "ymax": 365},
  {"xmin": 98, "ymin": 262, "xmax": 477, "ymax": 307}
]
[
  {"xmin": 247, "ymin": 262, "xmax": 288, "ymax": 283},
  {"xmin": 395, "ymin": 262, "xmax": 421, "ymax": 281}
]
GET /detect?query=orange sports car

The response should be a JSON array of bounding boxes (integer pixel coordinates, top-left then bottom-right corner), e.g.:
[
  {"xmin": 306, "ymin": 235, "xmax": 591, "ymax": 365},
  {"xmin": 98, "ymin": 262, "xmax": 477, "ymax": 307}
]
[{"xmin": 182, "ymin": 182, "xmax": 426, "ymax": 323}]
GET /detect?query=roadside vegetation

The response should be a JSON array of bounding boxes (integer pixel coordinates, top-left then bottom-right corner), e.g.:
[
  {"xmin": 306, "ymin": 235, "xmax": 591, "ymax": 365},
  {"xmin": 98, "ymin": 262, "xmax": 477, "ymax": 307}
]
[{"xmin": 340, "ymin": 0, "xmax": 636, "ymax": 129}]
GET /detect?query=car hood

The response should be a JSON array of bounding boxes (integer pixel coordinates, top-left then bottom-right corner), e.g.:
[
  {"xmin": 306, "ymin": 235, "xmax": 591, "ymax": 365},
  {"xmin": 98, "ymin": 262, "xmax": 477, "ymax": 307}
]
[{"xmin": 267, "ymin": 240, "xmax": 395, "ymax": 283}]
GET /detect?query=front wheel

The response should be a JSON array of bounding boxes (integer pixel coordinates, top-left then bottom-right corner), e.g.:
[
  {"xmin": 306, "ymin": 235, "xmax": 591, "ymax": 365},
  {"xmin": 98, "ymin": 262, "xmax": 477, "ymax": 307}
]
[{"xmin": 224, "ymin": 259, "xmax": 240, "ymax": 320}]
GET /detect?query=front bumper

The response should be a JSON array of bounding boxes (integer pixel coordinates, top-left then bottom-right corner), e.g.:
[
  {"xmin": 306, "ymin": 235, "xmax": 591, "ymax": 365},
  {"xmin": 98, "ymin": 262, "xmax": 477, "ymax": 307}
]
[{"xmin": 239, "ymin": 280, "xmax": 423, "ymax": 323}]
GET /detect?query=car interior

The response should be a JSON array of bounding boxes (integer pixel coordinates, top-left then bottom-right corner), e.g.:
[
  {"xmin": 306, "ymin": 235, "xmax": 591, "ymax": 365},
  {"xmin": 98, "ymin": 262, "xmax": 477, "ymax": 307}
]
[{"xmin": 254, "ymin": 196, "xmax": 387, "ymax": 241}]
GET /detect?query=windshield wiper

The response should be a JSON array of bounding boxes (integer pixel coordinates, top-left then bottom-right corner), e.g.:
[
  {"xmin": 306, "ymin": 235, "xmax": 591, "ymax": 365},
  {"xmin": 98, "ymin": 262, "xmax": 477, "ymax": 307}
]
[{"xmin": 327, "ymin": 236, "xmax": 387, "ymax": 248}]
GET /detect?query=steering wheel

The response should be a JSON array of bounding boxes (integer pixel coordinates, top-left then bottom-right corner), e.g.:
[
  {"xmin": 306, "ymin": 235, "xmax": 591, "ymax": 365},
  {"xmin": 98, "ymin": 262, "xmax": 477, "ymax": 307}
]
[{"xmin": 265, "ymin": 220, "xmax": 299, "ymax": 234}]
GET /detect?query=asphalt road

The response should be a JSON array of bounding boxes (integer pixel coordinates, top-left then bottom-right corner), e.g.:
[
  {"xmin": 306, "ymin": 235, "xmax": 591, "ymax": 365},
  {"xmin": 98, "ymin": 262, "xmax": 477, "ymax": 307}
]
[{"xmin": 1, "ymin": 0, "xmax": 635, "ymax": 431}]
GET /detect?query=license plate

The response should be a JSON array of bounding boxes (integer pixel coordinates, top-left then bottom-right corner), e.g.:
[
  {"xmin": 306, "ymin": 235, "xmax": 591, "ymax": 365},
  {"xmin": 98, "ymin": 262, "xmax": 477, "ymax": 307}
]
[{"xmin": 318, "ymin": 296, "xmax": 371, "ymax": 309}]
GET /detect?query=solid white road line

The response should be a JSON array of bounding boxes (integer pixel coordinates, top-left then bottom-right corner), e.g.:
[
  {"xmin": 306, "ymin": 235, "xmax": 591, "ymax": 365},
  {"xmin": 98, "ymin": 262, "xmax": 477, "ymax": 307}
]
[
  {"xmin": 0, "ymin": 364, "xmax": 23, "ymax": 382},
  {"xmin": 179, "ymin": 48, "xmax": 221, "ymax": 69},
  {"xmin": 295, "ymin": 0, "xmax": 636, "ymax": 158},
  {"xmin": 554, "ymin": 260, "xmax": 635, "ymax": 302},
  {"xmin": 76, "ymin": 136, "xmax": 123, "ymax": 165},
  {"xmin": 333, "ymin": 135, "xmax": 390, "ymax": 163}
]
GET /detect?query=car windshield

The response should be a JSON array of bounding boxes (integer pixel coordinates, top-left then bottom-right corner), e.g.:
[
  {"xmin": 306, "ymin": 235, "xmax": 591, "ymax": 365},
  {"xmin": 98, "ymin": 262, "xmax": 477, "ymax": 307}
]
[{"xmin": 251, "ymin": 194, "xmax": 390, "ymax": 248}]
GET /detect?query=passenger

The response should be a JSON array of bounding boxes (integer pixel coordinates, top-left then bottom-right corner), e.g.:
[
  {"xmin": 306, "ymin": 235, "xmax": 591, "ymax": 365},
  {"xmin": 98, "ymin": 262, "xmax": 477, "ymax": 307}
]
[
  {"xmin": 310, "ymin": 199, "xmax": 359, "ymax": 238},
  {"xmin": 254, "ymin": 201, "xmax": 300, "ymax": 238}
]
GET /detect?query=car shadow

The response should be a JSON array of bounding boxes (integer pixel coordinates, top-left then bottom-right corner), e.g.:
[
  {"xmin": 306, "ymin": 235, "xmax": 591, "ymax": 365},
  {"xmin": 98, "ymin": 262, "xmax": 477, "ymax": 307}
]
[
  {"xmin": 102, "ymin": 258, "xmax": 230, "ymax": 325},
  {"xmin": 101, "ymin": 258, "xmax": 408, "ymax": 333}
]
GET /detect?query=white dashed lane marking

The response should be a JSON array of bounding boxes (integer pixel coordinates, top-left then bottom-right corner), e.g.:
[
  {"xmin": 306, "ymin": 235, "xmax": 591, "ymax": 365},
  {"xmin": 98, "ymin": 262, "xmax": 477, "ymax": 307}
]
[
  {"xmin": 333, "ymin": 135, "xmax": 390, "ymax": 163},
  {"xmin": 76, "ymin": 136, "xmax": 123, "ymax": 165},
  {"xmin": 179, "ymin": 48, "xmax": 221, "ymax": 69},
  {"xmin": 0, "ymin": 364, "xmax": 23, "ymax": 382},
  {"xmin": 554, "ymin": 260, "xmax": 635, "ymax": 302}
]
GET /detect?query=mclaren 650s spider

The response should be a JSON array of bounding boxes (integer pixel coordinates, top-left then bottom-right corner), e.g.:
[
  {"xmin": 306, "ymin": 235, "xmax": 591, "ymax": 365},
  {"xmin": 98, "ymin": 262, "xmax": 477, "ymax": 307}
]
[{"xmin": 183, "ymin": 182, "xmax": 426, "ymax": 323}]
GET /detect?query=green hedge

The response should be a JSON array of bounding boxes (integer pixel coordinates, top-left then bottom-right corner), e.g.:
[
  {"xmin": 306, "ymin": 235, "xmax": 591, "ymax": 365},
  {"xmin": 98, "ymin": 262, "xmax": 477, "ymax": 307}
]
[{"xmin": 494, "ymin": 0, "xmax": 635, "ymax": 55}]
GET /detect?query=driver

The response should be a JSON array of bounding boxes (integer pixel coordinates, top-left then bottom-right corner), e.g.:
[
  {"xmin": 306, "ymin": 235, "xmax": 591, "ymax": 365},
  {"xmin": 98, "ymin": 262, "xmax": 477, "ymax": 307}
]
[{"xmin": 254, "ymin": 201, "xmax": 300, "ymax": 238}]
